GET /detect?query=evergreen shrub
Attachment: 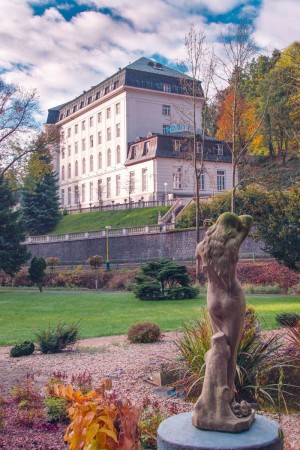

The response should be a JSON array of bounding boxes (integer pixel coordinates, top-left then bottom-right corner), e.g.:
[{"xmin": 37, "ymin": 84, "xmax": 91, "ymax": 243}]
[
  {"xmin": 10, "ymin": 341, "xmax": 35, "ymax": 357},
  {"xmin": 34, "ymin": 322, "xmax": 80, "ymax": 353},
  {"xmin": 276, "ymin": 313, "xmax": 300, "ymax": 328}
]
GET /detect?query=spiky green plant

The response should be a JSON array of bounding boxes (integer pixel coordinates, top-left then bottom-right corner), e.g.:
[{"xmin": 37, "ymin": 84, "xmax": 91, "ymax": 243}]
[{"xmin": 175, "ymin": 306, "xmax": 296, "ymax": 410}]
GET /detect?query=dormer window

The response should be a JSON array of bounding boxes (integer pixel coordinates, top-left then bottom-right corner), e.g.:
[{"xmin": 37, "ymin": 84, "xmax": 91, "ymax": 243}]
[
  {"xmin": 173, "ymin": 140, "xmax": 182, "ymax": 152},
  {"xmin": 143, "ymin": 141, "xmax": 150, "ymax": 155},
  {"xmin": 216, "ymin": 144, "xmax": 223, "ymax": 156},
  {"xmin": 163, "ymin": 83, "xmax": 171, "ymax": 92},
  {"xmin": 131, "ymin": 145, "xmax": 138, "ymax": 159}
]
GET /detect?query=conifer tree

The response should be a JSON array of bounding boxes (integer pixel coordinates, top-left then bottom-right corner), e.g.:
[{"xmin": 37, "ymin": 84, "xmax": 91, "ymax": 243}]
[
  {"xmin": 0, "ymin": 178, "xmax": 30, "ymax": 274},
  {"xmin": 21, "ymin": 171, "xmax": 61, "ymax": 235}
]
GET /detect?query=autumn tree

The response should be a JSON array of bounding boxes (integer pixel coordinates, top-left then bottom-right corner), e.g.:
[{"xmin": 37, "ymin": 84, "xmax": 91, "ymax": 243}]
[{"xmin": 215, "ymin": 22, "xmax": 268, "ymax": 212}]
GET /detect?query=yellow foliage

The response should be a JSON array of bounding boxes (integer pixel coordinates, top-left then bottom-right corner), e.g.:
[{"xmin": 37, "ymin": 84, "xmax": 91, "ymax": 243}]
[{"xmin": 54, "ymin": 380, "xmax": 140, "ymax": 450}]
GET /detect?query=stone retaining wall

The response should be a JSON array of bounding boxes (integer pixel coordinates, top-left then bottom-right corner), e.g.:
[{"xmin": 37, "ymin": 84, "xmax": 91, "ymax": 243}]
[{"xmin": 26, "ymin": 229, "xmax": 267, "ymax": 264}]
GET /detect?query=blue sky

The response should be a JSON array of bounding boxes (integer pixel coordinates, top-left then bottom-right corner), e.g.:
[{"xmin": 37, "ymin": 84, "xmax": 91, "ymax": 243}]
[{"xmin": 0, "ymin": 0, "xmax": 299, "ymax": 119}]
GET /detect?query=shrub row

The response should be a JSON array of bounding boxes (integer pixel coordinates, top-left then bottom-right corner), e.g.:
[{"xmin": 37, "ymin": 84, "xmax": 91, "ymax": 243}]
[{"xmin": 1, "ymin": 262, "xmax": 298, "ymax": 292}]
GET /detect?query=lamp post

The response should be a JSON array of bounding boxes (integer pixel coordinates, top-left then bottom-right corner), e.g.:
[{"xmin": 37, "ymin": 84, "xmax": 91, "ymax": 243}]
[
  {"xmin": 164, "ymin": 182, "xmax": 168, "ymax": 206},
  {"xmin": 105, "ymin": 226, "xmax": 111, "ymax": 270}
]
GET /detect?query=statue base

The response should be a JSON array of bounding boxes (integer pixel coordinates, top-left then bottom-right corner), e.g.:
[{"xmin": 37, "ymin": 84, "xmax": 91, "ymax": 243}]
[
  {"xmin": 157, "ymin": 412, "xmax": 283, "ymax": 450},
  {"xmin": 192, "ymin": 407, "xmax": 255, "ymax": 433}
]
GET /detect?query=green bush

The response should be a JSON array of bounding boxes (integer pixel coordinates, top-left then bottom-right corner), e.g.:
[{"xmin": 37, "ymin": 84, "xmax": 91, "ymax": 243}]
[
  {"xmin": 276, "ymin": 313, "xmax": 300, "ymax": 327},
  {"xmin": 10, "ymin": 341, "xmax": 35, "ymax": 358},
  {"xmin": 128, "ymin": 322, "xmax": 161, "ymax": 343},
  {"xmin": 43, "ymin": 395, "xmax": 69, "ymax": 422},
  {"xmin": 35, "ymin": 322, "xmax": 80, "ymax": 353},
  {"xmin": 166, "ymin": 286, "xmax": 199, "ymax": 300},
  {"xmin": 133, "ymin": 259, "xmax": 198, "ymax": 301}
]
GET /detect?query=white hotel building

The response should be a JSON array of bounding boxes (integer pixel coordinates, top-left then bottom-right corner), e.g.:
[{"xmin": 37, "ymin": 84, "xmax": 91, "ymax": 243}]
[{"xmin": 46, "ymin": 57, "xmax": 233, "ymax": 209}]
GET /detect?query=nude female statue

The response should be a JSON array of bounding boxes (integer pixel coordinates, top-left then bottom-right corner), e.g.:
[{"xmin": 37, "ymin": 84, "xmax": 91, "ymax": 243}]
[{"xmin": 192, "ymin": 212, "xmax": 255, "ymax": 432}]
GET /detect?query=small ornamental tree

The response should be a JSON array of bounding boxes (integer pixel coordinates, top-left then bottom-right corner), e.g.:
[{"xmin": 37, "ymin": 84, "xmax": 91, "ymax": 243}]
[
  {"xmin": 87, "ymin": 255, "xmax": 103, "ymax": 289},
  {"xmin": 134, "ymin": 259, "xmax": 198, "ymax": 300},
  {"xmin": 29, "ymin": 257, "xmax": 46, "ymax": 292},
  {"xmin": 45, "ymin": 257, "xmax": 60, "ymax": 285}
]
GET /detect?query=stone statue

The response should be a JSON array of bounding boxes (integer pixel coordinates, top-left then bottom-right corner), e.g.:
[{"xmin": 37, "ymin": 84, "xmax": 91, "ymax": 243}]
[{"xmin": 193, "ymin": 212, "xmax": 255, "ymax": 433}]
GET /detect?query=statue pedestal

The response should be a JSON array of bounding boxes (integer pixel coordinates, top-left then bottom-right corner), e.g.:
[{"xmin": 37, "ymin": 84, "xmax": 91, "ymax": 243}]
[{"xmin": 157, "ymin": 412, "xmax": 283, "ymax": 450}]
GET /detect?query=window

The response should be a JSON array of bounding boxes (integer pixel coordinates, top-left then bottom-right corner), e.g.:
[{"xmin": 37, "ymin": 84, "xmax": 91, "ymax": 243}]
[
  {"xmin": 196, "ymin": 142, "xmax": 202, "ymax": 153},
  {"xmin": 90, "ymin": 135, "xmax": 94, "ymax": 148},
  {"xmin": 116, "ymin": 103, "xmax": 120, "ymax": 114},
  {"xmin": 75, "ymin": 160, "xmax": 78, "ymax": 176},
  {"xmin": 66, "ymin": 109, "xmax": 70, "ymax": 117},
  {"xmin": 142, "ymin": 168, "xmax": 148, "ymax": 191},
  {"xmin": 61, "ymin": 165, "xmax": 65, "ymax": 180},
  {"xmin": 75, "ymin": 124, "xmax": 78, "ymax": 134},
  {"xmin": 61, "ymin": 189, "xmax": 64, "ymax": 206},
  {"xmin": 163, "ymin": 124, "xmax": 169, "ymax": 134},
  {"xmin": 98, "ymin": 131, "xmax": 102, "ymax": 145},
  {"xmin": 217, "ymin": 170, "xmax": 225, "ymax": 191},
  {"xmin": 61, "ymin": 149, "xmax": 65, "ymax": 159},
  {"xmin": 74, "ymin": 185, "xmax": 79, "ymax": 204},
  {"xmin": 88, "ymin": 96, "xmax": 92, "ymax": 104},
  {"xmin": 89, "ymin": 116, "xmax": 93, "ymax": 126},
  {"xmin": 97, "ymin": 179, "xmax": 103, "ymax": 201},
  {"xmin": 216, "ymin": 144, "xmax": 223, "ymax": 156},
  {"xmin": 200, "ymin": 173, "xmax": 205, "ymax": 190},
  {"xmin": 116, "ymin": 145, "xmax": 121, "ymax": 164},
  {"xmin": 173, "ymin": 140, "xmax": 181, "ymax": 152},
  {"xmin": 98, "ymin": 152, "xmax": 102, "ymax": 169},
  {"xmin": 82, "ymin": 157, "xmax": 86, "ymax": 174},
  {"xmin": 107, "ymin": 127, "xmax": 111, "ymax": 141},
  {"xmin": 162, "ymin": 104, "xmax": 171, "ymax": 116},
  {"xmin": 82, "ymin": 184, "xmax": 86, "ymax": 202},
  {"xmin": 106, "ymin": 107, "xmax": 111, "ymax": 119},
  {"xmin": 68, "ymin": 145, "xmax": 71, "ymax": 156},
  {"xmin": 131, "ymin": 145, "xmax": 137, "ymax": 159},
  {"xmin": 90, "ymin": 155, "xmax": 94, "ymax": 172},
  {"xmin": 163, "ymin": 83, "xmax": 171, "ymax": 92},
  {"xmin": 73, "ymin": 105, "xmax": 77, "ymax": 113},
  {"xmin": 98, "ymin": 112, "xmax": 102, "ymax": 123},
  {"xmin": 116, "ymin": 123, "xmax": 120, "ymax": 138},
  {"xmin": 68, "ymin": 187, "xmax": 71, "ymax": 205},
  {"xmin": 105, "ymin": 86, "xmax": 110, "ymax": 95},
  {"xmin": 80, "ymin": 101, "xmax": 84, "ymax": 109},
  {"xmin": 68, "ymin": 163, "xmax": 71, "ymax": 178},
  {"xmin": 116, "ymin": 174, "xmax": 120, "ymax": 196},
  {"xmin": 82, "ymin": 138, "xmax": 86, "ymax": 151},
  {"xmin": 129, "ymin": 171, "xmax": 135, "ymax": 193},
  {"xmin": 82, "ymin": 120, "xmax": 85, "ymax": 130},
  {"xmin": 107, "ymin": 148, "xmax": 111, "ymax": 166},
  {"xmin": 107, "ymin": 177, "xmax": 111, "ymax": 198},
  {"xmin": 173, "ymin": 167, "xmax": 182, "ymax": 189},
  {"xmin": 114, "ymin": 80, "xmax": 119, "ymax": 89},
  {"xmin": 75, "ymin": 142, "xmax": 78, "ymax": 153},
  {"xmin": 89, "ymin": 182, "xmax": 93, "ymax": 201},
  {"xmin": 67, "ymin": 128, "xmax": 71, "ymax": 137},
  {"xmin": 143, "ymin": 141, "xmax": 150, "ymax": 155},
  {"xmin": 95, "ymin": 91, "xmax": 100, "ymax": 100}
]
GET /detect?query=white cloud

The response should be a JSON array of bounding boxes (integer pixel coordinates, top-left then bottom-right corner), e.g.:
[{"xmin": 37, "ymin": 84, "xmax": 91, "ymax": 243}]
[
  {"xmin": 254, "ymin": 0, "xmax": 300, "ymax": 51},
  {"xmin": 0, "ymin": 0, "xmax": 296, "ymax": 122}
]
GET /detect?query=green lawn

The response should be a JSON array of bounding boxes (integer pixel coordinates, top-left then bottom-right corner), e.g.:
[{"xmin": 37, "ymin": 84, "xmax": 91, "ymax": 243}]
[
  {"xmin": 0, "ymin": 291, "xmax": 299, "ymax": 346},
  {"xmin": 49, "ymin": 206, "xmax": 170, "ymax": 234}
]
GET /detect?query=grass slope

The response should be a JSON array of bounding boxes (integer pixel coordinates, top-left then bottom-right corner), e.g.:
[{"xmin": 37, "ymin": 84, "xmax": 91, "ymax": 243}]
[
  {"xmin": 49, "ymin": 206, "xmax": 170, "ymax": 234},
  {"xmin": 0, "ymin": 291, "xmax": 299, "ymax": 346}
]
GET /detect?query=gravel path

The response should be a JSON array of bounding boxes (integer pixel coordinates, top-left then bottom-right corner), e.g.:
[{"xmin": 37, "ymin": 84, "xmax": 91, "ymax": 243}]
[{"xmin": 0, "ymin": 332, "xmax": 299, "ymax": 449}]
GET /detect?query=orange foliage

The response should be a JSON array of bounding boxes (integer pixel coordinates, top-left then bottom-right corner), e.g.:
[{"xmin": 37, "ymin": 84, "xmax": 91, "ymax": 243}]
[{"xmin": 54, "ymin": 379, "xmax": 140, "ymax": 450}]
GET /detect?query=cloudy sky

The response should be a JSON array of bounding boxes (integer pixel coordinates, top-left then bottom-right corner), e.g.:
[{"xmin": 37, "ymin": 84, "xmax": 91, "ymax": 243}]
[{"xmin": 1, "ymin": 0, "xmax": 299, "ymax": 121}]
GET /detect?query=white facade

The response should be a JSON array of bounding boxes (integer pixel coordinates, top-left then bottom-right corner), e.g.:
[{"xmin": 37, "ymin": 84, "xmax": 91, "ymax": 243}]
[{"xmin": 48, "ymin": 57, "xmax": 231, "ymax": 209}]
